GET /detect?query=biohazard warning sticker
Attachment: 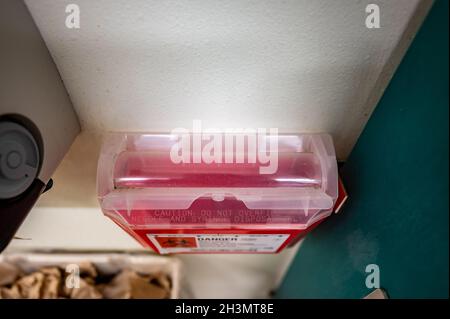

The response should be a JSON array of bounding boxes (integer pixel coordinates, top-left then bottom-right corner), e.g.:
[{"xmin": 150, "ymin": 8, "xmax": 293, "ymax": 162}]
[
  {"xmin": 155, "ymin": 236, "xmax": 197, "ymax": 248},
  {"xmin": 147, "ymin": 233, "xmax": 290, "ymax": 254}
]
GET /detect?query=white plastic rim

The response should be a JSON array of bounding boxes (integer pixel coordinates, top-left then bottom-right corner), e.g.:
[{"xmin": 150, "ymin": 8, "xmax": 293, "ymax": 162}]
[{"xmin": 0, "ymin": 121, "xmax": 40, "ymax": 199}]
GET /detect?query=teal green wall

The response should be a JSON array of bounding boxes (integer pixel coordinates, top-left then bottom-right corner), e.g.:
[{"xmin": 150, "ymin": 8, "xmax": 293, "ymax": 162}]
[{"xmin": 277, "ymin": 0, "xmax": 449, "ymax": 299}]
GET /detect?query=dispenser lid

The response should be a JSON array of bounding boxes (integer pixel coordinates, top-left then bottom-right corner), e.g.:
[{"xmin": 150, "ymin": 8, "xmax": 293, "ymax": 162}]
[{"xmin": 97, "ymin": 132, "xmax": 338, "ymax": 212}]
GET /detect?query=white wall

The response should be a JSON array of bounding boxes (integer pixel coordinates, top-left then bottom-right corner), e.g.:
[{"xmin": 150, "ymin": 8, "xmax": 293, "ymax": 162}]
[{"xmin": 26, "ymin": 0, "xmax": 427, "ymax": 159}]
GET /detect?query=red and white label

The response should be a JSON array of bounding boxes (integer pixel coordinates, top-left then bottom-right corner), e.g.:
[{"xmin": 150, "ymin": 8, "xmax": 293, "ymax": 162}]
[{"xmin": 147, "ymin": 233, "xmax": 291, "ymax": 254}]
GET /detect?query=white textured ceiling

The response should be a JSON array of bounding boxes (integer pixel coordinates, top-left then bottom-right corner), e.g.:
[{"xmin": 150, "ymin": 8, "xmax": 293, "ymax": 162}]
[{"xmin": 26, "ymin": 0, "xmax": 429, "ymax": 159}]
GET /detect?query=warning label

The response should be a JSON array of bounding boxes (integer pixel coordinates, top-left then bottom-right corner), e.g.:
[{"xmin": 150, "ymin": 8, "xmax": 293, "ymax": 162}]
[{"xmin": 147, "ymin": 233, "xmax": 290, "ymax": 254}]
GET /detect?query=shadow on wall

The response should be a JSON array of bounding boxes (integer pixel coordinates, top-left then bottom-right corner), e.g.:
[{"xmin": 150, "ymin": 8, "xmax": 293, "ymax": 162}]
[{"xmin": 36, "ymin": 131, "xmax": 102, "ymax": 208}]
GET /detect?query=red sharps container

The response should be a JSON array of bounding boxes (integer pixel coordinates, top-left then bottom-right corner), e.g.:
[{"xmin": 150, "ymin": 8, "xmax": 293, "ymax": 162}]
[{"xmin": 97, "ymin": 132, "xmax": 338, "ymax": 254}]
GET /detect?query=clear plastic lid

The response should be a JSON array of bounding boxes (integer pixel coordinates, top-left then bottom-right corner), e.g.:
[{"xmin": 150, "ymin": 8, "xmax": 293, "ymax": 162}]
[{"xmin": 97, "ymin": 133, "xmax": 338, "ymax": 229}]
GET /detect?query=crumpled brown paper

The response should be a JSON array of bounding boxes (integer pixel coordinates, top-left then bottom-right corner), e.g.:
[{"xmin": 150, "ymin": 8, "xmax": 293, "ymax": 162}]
[
  {"xmin": 0, "ymin": 261, "xmax": 171, "ymax": 299},
  {"xmin": 102, "ymin": 269, "xmax": 169, "ymax": 299},
  {"xmin": 0, "ymin": 262, "xmax": 20, "ymax": 286},
  {"xmin": 1, "ymin": 284, "xmax": 21, "ymax": 299},
  {"xmin": 64, "ymin": 278, "xmax": 102, "ymax": 299},
  {"xmin": 152, "ymin": 272, "xmax": 172, "ymax": 291},
  {"xmin": 41, "ymin": 267, "xmax": 62, "ymax": 299},
  {"xmin": 78, "ymin": 261, "xmax": 98, "ymax": 278},
  {"xmin": 15, "ymin": 272, "xmax": 45, "ymax": 298}
]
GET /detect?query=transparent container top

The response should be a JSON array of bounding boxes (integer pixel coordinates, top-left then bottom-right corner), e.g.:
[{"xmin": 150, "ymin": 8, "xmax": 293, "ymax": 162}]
[{"xmin": 97, "ymin": 132, "xmax": 338, "ymax": 229}]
